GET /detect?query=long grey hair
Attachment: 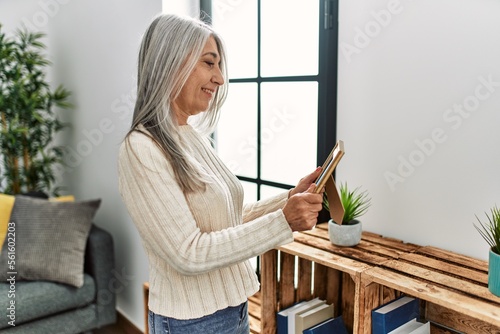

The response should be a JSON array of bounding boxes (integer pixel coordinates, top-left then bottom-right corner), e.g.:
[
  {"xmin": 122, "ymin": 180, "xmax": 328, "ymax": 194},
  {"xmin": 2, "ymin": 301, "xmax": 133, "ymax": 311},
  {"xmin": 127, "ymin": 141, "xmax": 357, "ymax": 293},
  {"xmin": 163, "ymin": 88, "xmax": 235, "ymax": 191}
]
[{"xmin": 125, "ymin": 14, "xmax": 228, "ymax": 193}]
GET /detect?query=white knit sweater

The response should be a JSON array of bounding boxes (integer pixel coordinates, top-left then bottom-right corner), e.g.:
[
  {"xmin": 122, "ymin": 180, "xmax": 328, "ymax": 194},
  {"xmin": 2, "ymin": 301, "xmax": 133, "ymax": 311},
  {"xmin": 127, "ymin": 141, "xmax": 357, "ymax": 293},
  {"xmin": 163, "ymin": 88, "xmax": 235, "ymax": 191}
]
[{"xmin": 118, "ymin": 125, "xmax": 294, "ymax": 320}]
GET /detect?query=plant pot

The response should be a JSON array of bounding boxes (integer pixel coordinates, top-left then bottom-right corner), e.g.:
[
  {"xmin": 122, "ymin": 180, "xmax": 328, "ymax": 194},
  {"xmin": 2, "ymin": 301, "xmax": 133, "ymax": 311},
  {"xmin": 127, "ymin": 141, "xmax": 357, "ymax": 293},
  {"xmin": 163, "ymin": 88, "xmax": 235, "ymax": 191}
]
[
  {"xmin": 328, "ymin": 219, "xmax": 362, "ymax": 247},
  {"xmin": 489, "ymin": 248, "xmax": 500, "ymax": 297}
]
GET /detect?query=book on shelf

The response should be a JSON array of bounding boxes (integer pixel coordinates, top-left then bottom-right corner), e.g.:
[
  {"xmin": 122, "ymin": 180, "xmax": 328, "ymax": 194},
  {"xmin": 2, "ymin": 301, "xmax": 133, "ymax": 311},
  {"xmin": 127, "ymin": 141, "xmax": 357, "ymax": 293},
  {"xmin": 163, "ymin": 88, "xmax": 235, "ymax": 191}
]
[
  {"xmin": 294, "ymin": 303, "xmax": 334, "ymax": 334},
  {"xmin": 371, "ymin": 295, "xmax": 420, "ymax": 334},
  {"xmin": 388, "ymin": 318, "xmax": 430, "ymax": 334},
  {"xmin": 302, "ymin": 315, "xmax": 348, "ymax": 334},
  {"xmin": 276, "ymin": 298, "xmax": 325, "ymax": 334},
  {"xmin": 277, "ymin": 300, "xmax": 308, "ymax": 334}
]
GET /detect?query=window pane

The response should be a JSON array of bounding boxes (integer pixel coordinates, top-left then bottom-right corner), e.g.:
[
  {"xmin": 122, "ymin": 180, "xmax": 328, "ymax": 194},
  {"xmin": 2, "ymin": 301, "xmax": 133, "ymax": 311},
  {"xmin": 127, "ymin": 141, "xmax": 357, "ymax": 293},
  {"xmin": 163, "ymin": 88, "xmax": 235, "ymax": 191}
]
[
  {"xmin": 261, "ymin": 0, "xmax": 319, "ymax": 77},
  {"xmin": 241, "ymin": 181, "xmax": 257, "ymax": 204},
  {"xmin": 261, "ymin": 82, "xmax": 318, "ymax": 185},
  {"xmin": 261, "ymin": 185, "xmax": 288, "ymax": 200},
  {"xmin": 212, "ymin": 0, "xmax": 258, "ymax": 79},
  {"xmin": 216, "ymin": 83, "xmax": 257, "ymax": 178}
]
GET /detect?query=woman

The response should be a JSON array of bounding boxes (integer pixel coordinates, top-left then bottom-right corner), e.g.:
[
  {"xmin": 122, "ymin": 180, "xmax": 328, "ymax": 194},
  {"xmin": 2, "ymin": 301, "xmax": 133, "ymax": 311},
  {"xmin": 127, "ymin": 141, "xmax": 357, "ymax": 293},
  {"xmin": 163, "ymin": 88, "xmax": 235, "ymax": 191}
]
[{"xmin": 118, "ymin": 14, "xmax": 324, "ymax": 334}]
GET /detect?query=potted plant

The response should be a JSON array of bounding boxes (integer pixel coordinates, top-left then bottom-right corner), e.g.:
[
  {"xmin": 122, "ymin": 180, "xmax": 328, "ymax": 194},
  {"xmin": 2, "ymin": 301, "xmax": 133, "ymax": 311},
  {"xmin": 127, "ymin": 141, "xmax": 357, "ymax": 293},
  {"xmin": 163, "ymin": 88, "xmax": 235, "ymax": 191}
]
[
  {"xmin": 0, "ymin": 25, "xmax": 71, "ymax": 195},
  {"xmin": 323, "ymin": 182, "xmax": 371, "ymax": 246},
  {"xmin": 474, "ymin": 205, "xmax": 500, "ymax": 297}
]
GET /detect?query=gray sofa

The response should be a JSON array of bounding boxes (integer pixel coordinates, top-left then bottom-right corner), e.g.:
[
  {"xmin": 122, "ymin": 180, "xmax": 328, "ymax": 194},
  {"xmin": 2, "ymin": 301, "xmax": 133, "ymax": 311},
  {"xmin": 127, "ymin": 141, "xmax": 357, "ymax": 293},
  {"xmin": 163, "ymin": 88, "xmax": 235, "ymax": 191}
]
[{"xmin": 0, "ymin": 224, "xmax": 117, "ymax": 333}]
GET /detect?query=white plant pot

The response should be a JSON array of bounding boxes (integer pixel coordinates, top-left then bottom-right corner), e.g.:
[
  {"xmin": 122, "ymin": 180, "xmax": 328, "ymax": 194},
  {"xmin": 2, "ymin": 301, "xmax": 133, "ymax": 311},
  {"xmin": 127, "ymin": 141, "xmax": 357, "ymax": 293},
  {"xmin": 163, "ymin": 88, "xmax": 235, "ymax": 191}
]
[{"xmin": 328, "ymin": 219, "xmax": 362, "ymax": 246}]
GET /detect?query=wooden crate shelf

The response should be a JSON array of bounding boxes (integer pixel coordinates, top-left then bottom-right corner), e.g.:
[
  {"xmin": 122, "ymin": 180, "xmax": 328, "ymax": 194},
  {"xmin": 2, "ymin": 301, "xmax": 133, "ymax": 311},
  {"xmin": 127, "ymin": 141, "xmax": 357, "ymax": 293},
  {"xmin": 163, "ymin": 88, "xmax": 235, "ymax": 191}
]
[
  {"xmin": 257, "ymin": 223, "xmax": 419, "ymax": 334},
  {"xmin": 258, "ymin": 223, "xmax": 500, "ymax": 333},
  {"xmin": 143, "ymin": 223, "xmax": 500, "ymax": 334}
]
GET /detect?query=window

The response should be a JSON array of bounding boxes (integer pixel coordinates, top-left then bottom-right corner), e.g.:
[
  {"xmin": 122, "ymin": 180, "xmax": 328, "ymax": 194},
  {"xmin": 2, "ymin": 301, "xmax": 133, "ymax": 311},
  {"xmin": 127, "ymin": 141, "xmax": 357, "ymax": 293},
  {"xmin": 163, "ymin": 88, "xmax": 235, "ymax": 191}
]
[{"xmin": 201, "ymin": 0, "xmax": 339, "ymax": 203}]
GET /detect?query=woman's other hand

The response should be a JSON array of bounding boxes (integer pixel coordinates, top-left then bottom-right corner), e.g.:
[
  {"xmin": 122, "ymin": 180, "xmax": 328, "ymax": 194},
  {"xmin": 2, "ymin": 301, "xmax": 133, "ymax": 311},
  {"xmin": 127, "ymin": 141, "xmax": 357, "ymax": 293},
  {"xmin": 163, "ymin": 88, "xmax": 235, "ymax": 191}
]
[{"xmin": 289, "ymin": 167, "xmax": 322, "ymax": 197}]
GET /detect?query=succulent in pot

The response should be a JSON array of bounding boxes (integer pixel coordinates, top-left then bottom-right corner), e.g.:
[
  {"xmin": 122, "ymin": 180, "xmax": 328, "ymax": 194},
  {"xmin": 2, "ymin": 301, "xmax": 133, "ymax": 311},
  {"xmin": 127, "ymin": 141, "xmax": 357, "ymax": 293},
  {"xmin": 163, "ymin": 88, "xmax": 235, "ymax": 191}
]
[{"xmin": 323, "ymin": 182, "xmax": 371, "ymax": 246}]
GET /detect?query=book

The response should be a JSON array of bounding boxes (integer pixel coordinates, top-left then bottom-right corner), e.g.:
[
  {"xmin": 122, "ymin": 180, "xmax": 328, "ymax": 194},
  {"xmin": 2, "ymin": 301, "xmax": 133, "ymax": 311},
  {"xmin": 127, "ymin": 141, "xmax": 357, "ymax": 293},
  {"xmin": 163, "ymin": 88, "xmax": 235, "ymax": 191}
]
[
  {"xmin": 302, "ymin": 316, "xmax": 348, "ymax": 334},
  {"xmin": 276, "ymin": 298, "xmax": 325, "ymax": 334},
  {"xmin": 294, "ymin": 303, "xmax": 334, "ymax": 334},
  {"xmin": 388, "ymin": 319, "xmax": 430, "ymax": 334},
  {"xmin": 277, "ymin": 301, "xmax": 309, "ymax": 334},
  {"xmin": 371, "ymin": 295, "xmax": 420, "ymax": 334}
]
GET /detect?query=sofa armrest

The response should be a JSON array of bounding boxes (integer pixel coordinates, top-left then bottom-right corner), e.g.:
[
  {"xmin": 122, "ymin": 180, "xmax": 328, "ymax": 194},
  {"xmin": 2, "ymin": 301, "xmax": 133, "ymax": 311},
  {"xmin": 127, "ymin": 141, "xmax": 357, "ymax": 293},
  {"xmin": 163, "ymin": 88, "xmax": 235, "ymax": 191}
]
[{"xmin": 84, "ymin": 224, "xmax": 117, "ymax": 327}]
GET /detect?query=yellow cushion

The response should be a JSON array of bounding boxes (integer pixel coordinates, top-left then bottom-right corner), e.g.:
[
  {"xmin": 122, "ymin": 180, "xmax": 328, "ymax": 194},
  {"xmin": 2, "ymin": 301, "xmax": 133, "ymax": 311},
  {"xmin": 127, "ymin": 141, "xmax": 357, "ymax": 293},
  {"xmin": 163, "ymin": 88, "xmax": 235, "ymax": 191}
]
[
  {"xmin": 0, "ymin": 194, "xmax": 16, "ymax": 251},
  {"xmin": 49, "ymin": 195, "xmax": 75, "ymax": 202}
]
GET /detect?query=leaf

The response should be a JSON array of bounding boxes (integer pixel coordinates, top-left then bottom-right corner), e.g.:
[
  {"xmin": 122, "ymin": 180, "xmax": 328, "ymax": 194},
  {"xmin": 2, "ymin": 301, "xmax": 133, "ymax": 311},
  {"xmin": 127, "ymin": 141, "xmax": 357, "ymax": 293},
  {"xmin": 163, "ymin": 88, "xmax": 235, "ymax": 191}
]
[{"xmin": 474, "ymin": 206, "xmax": 500, "ymax": 254}]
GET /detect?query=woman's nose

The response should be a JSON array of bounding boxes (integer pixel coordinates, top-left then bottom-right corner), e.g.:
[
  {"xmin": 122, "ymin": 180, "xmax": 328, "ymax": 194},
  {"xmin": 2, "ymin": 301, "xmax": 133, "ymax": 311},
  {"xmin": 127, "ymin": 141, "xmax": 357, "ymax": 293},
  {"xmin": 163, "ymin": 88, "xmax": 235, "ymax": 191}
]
[{"xmin": 212, "ymin": 66, "xmax": 224, "ymax": 86}]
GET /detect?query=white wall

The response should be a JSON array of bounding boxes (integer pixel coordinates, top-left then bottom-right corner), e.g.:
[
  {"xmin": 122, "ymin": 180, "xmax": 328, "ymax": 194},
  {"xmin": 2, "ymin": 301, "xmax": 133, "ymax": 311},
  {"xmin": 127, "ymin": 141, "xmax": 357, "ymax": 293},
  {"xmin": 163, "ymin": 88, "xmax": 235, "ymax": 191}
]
[
  {"xmin": 0, "ymin": 0, "xmax": 161, "ymax": 331},
  {"xmin": 337, "ymin": 0, "xmax": 500, "ymax": 260}
]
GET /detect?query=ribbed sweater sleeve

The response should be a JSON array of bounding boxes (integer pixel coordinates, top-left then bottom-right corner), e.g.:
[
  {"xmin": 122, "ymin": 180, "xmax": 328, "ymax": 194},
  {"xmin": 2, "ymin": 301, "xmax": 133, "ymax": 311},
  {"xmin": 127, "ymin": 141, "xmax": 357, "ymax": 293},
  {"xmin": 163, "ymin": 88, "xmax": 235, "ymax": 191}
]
[{"xmin": 118, "ymin": 126, "xmax": 294, "ymax": 319}]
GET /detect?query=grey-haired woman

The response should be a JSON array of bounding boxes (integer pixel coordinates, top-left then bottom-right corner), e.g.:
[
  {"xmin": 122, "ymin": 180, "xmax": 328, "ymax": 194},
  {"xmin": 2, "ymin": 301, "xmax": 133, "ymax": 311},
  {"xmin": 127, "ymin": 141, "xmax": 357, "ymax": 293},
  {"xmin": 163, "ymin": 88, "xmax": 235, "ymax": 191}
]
[{"xmin": 118, "ymin": 14, "xmax": 323, "ymax": 334}]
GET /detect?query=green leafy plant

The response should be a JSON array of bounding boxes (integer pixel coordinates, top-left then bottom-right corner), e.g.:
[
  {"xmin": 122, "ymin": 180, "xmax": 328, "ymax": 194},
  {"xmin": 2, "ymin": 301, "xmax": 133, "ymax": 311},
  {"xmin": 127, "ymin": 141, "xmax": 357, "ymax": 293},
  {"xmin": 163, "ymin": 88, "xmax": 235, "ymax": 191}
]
[
  {"xmin": 474, "ymin": 206, "xmax": 500, "ymax": 255},
  {"xmin": 0, "ymin": 25, "xmax": 71, "ymax": 195},
  {"xmin": 323, "ymin": 182, "xmax": 371, "ymax": 225}
]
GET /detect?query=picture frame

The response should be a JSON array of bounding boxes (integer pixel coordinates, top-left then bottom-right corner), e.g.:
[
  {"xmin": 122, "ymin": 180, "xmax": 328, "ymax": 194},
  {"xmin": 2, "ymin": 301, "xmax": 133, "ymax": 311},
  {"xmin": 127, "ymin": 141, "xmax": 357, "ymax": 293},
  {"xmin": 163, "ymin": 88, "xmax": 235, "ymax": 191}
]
[{"xmin": 314, "ymin": 140, "xmax": 345, "ymax": 193}]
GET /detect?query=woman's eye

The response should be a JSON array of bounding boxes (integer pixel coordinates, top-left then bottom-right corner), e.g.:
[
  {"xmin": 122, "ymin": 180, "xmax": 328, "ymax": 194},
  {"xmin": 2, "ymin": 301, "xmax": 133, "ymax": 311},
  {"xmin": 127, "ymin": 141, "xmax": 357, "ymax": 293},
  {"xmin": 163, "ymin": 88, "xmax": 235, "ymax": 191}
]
[{"xmin": 205, "ymin": 61, "xmax": 215, "ymax": 67}]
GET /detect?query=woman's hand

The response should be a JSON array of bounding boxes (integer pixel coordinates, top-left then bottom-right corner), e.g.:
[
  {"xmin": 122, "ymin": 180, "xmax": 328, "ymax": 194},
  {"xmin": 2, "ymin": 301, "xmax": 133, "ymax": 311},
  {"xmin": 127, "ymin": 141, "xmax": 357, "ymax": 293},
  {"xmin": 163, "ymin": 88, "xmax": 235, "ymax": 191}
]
[
  {"xmin": 283, "ymin": 184, "xmax": 324, "ymax": 232},
  {"xmin": 289, "ymin": 167, "xmax": 322, "ymax": 197}
]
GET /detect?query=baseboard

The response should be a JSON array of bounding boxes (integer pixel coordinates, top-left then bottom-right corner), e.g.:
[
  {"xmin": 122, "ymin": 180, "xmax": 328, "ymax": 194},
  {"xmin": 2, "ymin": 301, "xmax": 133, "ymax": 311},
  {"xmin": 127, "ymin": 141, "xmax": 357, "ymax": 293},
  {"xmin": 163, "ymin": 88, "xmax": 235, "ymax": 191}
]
[{"xmin": 117, "ymin": 311, "xmax": 143, "ymax": 334}]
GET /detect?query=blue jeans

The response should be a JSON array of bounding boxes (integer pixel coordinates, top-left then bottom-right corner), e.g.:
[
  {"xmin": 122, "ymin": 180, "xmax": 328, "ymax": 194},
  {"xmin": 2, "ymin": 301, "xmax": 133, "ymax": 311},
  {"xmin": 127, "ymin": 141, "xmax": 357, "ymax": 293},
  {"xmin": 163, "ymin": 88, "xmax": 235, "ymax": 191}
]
[{"xmin": 148, "ymin": 301, "xmax": 249, "ymax": 334}]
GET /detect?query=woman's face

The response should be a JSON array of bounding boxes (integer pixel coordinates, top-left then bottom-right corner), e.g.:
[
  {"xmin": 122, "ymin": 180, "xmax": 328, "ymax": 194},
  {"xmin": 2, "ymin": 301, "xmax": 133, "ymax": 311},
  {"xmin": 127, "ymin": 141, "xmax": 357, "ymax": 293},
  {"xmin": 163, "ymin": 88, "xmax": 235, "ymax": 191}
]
[{"xmin": 172, "ymin": 36, "xmax": 224, "ymax": 125}]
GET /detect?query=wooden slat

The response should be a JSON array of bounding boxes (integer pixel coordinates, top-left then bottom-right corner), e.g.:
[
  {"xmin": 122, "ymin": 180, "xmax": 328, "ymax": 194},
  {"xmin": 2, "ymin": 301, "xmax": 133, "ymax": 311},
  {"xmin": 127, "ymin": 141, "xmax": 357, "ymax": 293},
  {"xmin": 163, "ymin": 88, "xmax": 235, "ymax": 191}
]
[
  {"xmin": 335, "ymin": 228, "xmax": 421, "ymax": 253},
  {"xmin": 382, "ymin": 259, "xmax": 497, "ymax": 303},
  {"xmin": 417, "ymin": 246, "xmax": 488, "ymax": 272},
  {"xmin": 279, "ymin": 238, "xmax": 377, "ymax": 271},
  {"xmin": 363, "ymin": 267, "xmax": 500, "ymax": 328},
  {"xmin": 310, "ymin": 225, "xmax": 421, "ymax": 255},
  {"xmin": 261, "ymin": 250, "xmax": 277, "ymax": 334},
  {"xmin": 249, "ymin": 318, "xmax": 261, "ymax": 334},
  {"xmin": 358, "ymin": 277, "xmax": 381, "ymax": 334},
  {"xmin": 294, "ymin": 231, "xmax": 403, "ymax": 265},
  {"xmin": 296, "ymin": 258, "xmax": 313, "ymax": 301},
  {"xmin": 341, "ymin": 272, "xmax": 356, "ymax": 334},
  {"xmin": 399, "ymin": 252, "xmax": 488, "ymax": 284},
  {"xmin": 305, "ymin": 228, "xmax": 407, "ymax": 260},
  {"xmin": 430, "ymin": 323, "xmax": 461, "ymax": 334},
  {"xmin": 279, "ymin": 252, "xmax": 295, "ymax": 309},
  {"xmin": 360, "ymin": 232, "xmax": 420, "ymax": 252},
  {"xmin": 313, "ymin": 262, "xmax": 328, "ymax": 300},
  {"xmin": 326, "ymin": 267, "xmax": 341, "ymax": 314},
  {"xmin": 426, "ymin": 302, "xmax": 500, "ymax": 334},
  {"xmin": 248, "ymin": 292, "xmax": 261, "ymax": 334}
]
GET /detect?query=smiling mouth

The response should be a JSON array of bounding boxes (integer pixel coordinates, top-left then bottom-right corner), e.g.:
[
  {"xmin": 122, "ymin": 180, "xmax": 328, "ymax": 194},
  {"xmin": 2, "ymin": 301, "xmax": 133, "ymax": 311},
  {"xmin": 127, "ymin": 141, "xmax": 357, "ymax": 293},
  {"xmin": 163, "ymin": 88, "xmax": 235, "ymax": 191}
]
[{"xmin": 202, "ymin": 88, "xmax": 215, "ymax": 96}]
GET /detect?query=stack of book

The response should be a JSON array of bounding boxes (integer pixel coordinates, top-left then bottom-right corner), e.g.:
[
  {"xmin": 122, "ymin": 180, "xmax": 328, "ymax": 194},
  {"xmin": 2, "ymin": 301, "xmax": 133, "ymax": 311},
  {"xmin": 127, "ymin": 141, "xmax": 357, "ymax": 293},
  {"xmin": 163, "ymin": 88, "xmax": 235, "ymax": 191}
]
[
  {"xmin": 276, "ymin": 298, "xmax": 347, "ymax": 334},
  {"xmin": 371, "ymin": 295, "xmax": 430, "ymax": 334}
]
